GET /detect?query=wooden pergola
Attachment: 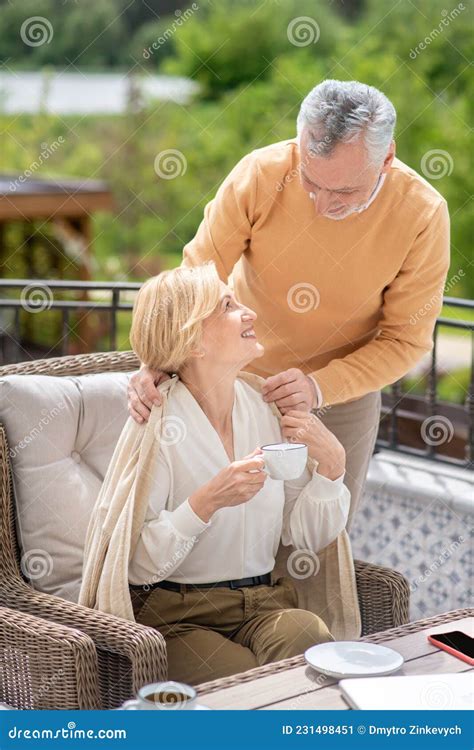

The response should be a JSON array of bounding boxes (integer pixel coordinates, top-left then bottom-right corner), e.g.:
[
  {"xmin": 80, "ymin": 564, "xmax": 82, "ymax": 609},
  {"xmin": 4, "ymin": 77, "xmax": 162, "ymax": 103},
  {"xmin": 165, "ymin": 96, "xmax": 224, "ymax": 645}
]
[
  {"xmin": 0, "ymin": 174, "xmax": 114, "ymax": 353},
  {"xmin": 0, "ymin": 174, "xmax": 114, "ymax": 277}
]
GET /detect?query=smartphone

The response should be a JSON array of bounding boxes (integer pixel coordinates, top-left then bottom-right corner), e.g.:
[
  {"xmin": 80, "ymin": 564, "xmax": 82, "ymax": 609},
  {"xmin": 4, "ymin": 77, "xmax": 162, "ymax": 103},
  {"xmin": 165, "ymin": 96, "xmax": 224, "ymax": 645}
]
[{"xmin": 428, "ymin": 630, "xmax": 474, "ymax": 666}]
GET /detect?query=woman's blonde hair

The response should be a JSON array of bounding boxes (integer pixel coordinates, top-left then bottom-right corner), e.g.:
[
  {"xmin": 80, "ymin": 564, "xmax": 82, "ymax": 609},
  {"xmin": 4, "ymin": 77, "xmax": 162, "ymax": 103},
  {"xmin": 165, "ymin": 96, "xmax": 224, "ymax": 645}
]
[{"xmin": 130, "ymin": 261, "xmax": 221, "ymax": 373}]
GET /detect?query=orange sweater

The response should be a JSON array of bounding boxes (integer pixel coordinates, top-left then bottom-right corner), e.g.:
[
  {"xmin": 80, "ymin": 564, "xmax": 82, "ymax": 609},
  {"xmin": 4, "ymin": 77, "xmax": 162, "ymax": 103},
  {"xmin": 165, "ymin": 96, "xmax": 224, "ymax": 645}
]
[{"xmin": 181, "ymin": 138, "xmax": 450, "ymax": 406}]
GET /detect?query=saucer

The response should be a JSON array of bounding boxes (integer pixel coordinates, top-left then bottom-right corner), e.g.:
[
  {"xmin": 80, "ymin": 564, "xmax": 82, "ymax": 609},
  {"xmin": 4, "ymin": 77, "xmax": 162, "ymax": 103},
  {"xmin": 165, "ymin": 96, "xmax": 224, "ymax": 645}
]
[
  {"xmin": 304, "ymin": 641, "xmax": 404, "ymax": 678},
  {"xmin": 195, "ymin": 703, "xmax": 211, "ymax": 710}
]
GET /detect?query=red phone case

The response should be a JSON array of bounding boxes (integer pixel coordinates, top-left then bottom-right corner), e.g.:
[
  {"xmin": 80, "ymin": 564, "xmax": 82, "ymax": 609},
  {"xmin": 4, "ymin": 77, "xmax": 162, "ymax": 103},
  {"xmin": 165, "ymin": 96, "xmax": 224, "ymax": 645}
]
[{"xmin": 427, "ymin": 634, "xmax": 474, "ymax": 666}]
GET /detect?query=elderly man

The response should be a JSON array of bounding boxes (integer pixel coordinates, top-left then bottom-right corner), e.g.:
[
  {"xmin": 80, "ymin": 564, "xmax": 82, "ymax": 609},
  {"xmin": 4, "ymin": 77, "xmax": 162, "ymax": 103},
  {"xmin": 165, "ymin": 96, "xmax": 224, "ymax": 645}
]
[{"xmin": 128, "ymin": 79, "xmax": 450, "ymax": 527}]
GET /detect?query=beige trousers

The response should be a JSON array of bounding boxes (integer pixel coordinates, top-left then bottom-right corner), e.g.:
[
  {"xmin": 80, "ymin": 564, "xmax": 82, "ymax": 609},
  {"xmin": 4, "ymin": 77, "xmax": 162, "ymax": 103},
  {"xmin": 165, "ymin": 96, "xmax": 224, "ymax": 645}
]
[
  {"xmin": 312, "ymin": 390, "xmax": 382, "ymax": 529},
  {"xmin": 130, "ymin": 571, "xmax": 333, "ymax": 686}
]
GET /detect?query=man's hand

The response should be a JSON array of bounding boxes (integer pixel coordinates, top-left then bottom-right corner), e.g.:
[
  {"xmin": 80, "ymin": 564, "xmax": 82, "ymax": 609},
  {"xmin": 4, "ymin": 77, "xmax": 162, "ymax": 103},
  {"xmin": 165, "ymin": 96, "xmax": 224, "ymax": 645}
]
[
  {"xmin": 262, "ymin": 368, "xmax": 317, "ymax": 414},
  {"xmin": 127, "ymin": 365, "xmax": 172, "ymax": 423},
  {"xmin": 280, "ymin": 410, "xmax": 346, "ymax": 481}
]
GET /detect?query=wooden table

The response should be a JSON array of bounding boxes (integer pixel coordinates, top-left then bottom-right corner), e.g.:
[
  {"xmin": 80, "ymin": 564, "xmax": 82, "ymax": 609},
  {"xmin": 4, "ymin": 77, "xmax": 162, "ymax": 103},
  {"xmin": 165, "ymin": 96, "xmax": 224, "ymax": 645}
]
[{"xmin": 196, "ymin": 608, "xmax": 473, "ymax": 710}]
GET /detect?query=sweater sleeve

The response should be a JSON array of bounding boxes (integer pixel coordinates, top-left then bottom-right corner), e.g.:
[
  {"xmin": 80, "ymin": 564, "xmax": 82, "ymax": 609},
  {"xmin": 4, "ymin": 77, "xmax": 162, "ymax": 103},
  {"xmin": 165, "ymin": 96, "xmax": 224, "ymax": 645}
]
[
  {"xmin": 181, "ymin": 151, "xmax": 259, "ymax": 281},
  {"xmin": 311, "ymin": 200, "xmax": 451, "ymax": 406},
  {"xmin": 128, "ymin": 450, "xmax": 212, "ymax": 586},
  {"xmin": 281, "ymin": 457, "xmax": 350, "ymax": 553}
]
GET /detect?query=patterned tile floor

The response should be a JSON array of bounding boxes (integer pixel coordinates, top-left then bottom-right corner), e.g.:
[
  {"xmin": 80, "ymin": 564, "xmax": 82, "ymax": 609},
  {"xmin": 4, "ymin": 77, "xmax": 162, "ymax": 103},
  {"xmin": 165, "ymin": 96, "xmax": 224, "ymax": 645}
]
[{"xmin": 350, "ymin": 455, "xmax": 473, "ymax": 620}]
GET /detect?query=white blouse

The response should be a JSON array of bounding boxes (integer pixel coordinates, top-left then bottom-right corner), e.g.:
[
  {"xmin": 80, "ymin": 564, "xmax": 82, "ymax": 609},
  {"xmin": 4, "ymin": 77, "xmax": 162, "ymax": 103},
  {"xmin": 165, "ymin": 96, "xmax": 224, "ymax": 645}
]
[{"xmin": 128, "ymin": 377, "xmax": 350, "ymax": 586}]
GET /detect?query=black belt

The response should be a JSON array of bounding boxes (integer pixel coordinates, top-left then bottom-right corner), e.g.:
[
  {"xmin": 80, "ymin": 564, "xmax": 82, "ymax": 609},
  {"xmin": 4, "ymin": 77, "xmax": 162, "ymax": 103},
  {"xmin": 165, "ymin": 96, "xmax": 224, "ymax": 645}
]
[{"xmin": 130, "ymin": 572, "xmax": 272, "ymax": 592}]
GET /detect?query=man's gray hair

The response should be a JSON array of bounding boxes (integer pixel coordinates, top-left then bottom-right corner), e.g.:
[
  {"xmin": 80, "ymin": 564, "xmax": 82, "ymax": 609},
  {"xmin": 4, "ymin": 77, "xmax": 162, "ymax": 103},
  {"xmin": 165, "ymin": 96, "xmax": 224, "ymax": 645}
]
[{"xmin": 297, "ymin": 79, "xmax": 396, "ymax": 165}]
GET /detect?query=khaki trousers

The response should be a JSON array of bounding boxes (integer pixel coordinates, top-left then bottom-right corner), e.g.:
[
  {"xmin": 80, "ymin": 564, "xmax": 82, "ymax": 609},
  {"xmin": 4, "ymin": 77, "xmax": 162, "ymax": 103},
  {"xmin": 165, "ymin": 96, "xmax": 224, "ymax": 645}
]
[
  {"xmin": 312, "ymin": 390, "xmax": 382, "ymax": 529},
  {"xmin": 130, "ymin": 571, "xmax": 334, "ymax": 686}
]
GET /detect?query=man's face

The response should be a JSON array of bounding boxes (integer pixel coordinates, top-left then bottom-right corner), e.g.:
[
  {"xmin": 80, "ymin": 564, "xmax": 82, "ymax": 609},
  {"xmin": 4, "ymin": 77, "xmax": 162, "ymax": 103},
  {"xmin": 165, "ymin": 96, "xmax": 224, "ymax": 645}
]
[{"xmin": 299, "ymin": 128, "xmax": 394, "ymax": 220}]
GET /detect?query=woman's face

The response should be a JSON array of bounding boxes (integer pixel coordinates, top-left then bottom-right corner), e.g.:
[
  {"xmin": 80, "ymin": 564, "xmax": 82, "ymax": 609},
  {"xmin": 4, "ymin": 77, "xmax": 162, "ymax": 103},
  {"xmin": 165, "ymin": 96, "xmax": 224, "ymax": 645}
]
[{"xmin": 199, "ymin": 282, "xmax": 264, "ymax": 369}]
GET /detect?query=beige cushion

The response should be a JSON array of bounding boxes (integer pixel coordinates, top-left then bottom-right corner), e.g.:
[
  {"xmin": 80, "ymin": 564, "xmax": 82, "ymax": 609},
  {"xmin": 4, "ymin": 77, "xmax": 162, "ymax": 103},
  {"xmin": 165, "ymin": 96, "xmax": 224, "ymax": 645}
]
[{"xmin": 0, "ymin": 371, "xmax": 135, "ymax": 602}]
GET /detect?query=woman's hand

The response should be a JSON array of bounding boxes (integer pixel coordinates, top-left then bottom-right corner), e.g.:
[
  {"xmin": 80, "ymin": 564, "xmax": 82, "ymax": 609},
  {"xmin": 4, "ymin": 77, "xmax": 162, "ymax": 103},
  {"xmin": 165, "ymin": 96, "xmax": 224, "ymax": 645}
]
[
  {"xmin": 188, "ymin": 448, "xmax": 268, "ymax": 522},
  {"xmin": 280, "ymin": 410, "xmax": 346, "ymax": 481},
  {"xmin": 128, "ymin": 364, "xmax": 172, "ymax": 423}
]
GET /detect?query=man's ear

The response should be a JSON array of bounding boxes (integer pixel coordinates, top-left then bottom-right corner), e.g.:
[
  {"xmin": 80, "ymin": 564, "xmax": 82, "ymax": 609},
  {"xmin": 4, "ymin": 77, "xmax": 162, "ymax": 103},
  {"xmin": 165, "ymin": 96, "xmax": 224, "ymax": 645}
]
[{"xmin": 382, "ymin": 140, "xmax": 396, "ymax": 173}]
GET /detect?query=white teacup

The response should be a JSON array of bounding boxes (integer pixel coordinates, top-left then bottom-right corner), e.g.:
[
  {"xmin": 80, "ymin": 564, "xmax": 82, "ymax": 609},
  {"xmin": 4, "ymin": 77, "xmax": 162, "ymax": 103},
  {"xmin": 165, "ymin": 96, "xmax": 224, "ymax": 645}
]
[
  {"xmin": 261, "ymin": 442, "xmax": 308, "ymax": 480},
  {"xmin": 121, "ymin": 681, "xmax": 197, "ymax": 710}
]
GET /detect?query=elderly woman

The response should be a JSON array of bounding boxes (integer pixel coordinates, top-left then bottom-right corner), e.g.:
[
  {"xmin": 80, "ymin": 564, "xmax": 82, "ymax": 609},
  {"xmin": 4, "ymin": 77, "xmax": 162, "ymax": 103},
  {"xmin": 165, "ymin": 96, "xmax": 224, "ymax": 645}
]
[{"xmin": 118, "ymin": 260, "xmax": 351, "ymax": 686}]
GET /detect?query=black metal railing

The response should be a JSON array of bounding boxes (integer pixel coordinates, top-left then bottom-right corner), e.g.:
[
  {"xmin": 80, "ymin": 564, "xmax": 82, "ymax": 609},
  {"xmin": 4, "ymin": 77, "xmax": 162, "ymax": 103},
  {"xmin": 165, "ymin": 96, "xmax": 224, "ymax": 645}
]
[
  {"xmin": 376, "ymin": 297, "xmax": 473, "ymax": 470},
  {"xmin": 0, "ymin": 279, "xmax": 141, "ymax": 359},
  {"xmin": 0, "ymin": 279, "xmax": 472, "ymax": 470}
]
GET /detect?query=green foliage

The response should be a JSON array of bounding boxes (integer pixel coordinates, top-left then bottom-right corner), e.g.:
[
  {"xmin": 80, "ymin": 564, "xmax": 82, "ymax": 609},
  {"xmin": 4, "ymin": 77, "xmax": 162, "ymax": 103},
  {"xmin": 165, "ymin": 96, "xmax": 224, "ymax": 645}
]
[
  {"xmin": 0, "ymin": 0, "xmax": 127, "ymax": 68},
  {"xmin": 128, "ymin": 18, "xmax": 179, "ymax": 69},
  {"xmin": 161, "ymin": 0, "xmax": 344, "ymax": 98},
  {"xmin": 0, "ymin": 0, "xmax": 472, "ymax": 299},
  {"xmin": 401, "ymin": 366, "xmax": 470, "ymax": 406}
]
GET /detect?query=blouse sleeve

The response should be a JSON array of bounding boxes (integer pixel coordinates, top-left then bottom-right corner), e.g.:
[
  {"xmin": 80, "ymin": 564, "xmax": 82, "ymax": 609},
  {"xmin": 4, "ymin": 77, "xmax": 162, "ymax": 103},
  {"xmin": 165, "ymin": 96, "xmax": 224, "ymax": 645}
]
[
  {"xmin": 128, "ymin": 449, "xmax": 212, "ymax": 585},
  {"xmin": 280, "ymin": 457, "xmax": 350, "ymax": 553}
]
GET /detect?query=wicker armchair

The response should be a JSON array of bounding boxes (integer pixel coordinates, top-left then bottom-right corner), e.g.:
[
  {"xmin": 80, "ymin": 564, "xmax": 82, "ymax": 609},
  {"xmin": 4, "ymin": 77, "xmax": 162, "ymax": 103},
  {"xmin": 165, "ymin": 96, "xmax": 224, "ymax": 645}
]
[
  {"xmin": 0, "ymin": 605, "xmax": 100, "ymax": 709},
  {"xmin": 0, "ymin": 351, "xmax": 410, "ymax": 710}
]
